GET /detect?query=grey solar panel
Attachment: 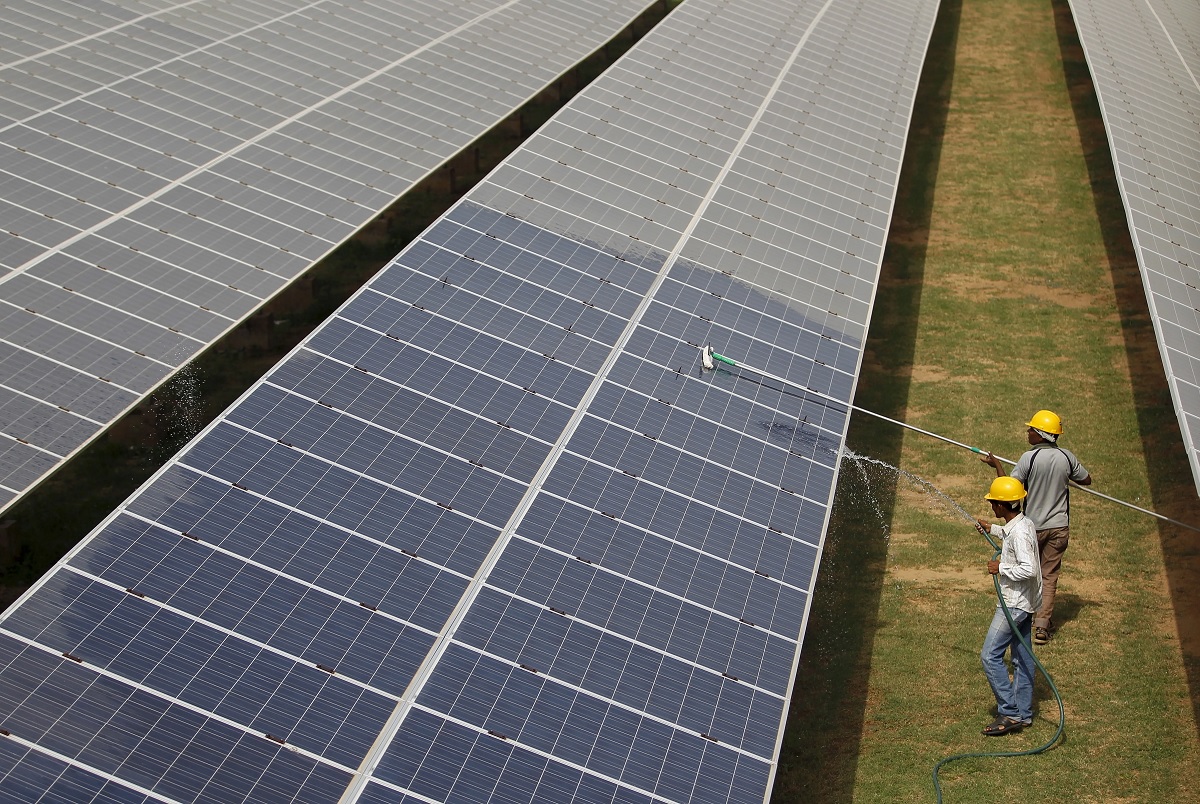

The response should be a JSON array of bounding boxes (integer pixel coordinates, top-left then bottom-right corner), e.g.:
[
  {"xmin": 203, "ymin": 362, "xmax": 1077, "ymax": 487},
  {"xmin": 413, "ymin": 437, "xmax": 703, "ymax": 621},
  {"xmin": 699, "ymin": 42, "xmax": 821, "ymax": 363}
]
[
  {"xmin": 0, "ymin": 0, "xmax": 660, "ymax": 514},
  {"xmin": 0, "ymin": 0, "xmax": 941, "ymax": 801},
  {"xmin": 1066, "ymin": 0, "xmax": 1200, "ymax": 493}
]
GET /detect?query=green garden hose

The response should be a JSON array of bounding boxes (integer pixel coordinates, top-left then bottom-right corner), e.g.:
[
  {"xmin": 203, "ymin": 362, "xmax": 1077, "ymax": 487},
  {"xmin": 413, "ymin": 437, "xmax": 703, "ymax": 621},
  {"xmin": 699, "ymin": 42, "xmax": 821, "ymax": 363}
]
[{"xmin": 931, "ymin": 526, "xmax": 1066, "ymax": 802}]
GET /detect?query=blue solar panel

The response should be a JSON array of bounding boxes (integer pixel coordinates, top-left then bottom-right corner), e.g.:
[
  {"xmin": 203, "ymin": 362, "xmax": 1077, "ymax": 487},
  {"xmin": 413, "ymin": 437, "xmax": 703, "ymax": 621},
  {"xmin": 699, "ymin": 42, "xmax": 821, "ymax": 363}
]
[{"xmin": 0, "ymin": 0, "xmax": 942, "ymax": 800}]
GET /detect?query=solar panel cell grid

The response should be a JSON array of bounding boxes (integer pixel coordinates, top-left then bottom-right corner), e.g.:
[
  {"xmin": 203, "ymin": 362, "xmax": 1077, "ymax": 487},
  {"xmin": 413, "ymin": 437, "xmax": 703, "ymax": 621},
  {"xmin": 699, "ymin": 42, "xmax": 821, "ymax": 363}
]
[
  {"xmin": 4, "ymin": 574, "xmax": 390, "ymax": 762},
  {"xmin": 69, "ymin": 515, "xmax": 438, "ymax": 691},
  {"xmin": 0, "ymin": 632, "xmax": 354, "ymax": 801},
  {"xmin": 0, "ymin": 742, "xmax": 157, "ymax": 804},
  {"xmin": 365, "ymin": 709, "xmax": 600, "ymax": 803}
]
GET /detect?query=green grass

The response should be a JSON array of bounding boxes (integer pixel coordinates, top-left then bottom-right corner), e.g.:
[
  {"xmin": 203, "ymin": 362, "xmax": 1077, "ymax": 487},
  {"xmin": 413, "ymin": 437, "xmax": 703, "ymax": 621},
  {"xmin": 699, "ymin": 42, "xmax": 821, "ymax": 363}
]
[{"xmin": 775, "ymin": 0, "xmax": 1200, "ymax": 801}]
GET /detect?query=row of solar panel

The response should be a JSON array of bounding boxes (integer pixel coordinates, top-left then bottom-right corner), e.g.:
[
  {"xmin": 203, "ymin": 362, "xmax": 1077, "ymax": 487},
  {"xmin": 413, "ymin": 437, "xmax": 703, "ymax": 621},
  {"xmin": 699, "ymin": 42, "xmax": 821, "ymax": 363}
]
[
  {"xmin": 1066, "ymin": 0, "xmax": 1200, "ymax": 492},
  {"xmin": 0, "ymin": 0, "xmax": 662, "ymax": 512},
  {"xmin": 0, "ymin": 172, "xmax": 859, "ymax": 488},
  {"xmin": 0, "ymin": 195, "xmax": 837, "ymax": 799},
  {"xmin": 1, "ymin": 0, "xmax": 590, "ymax": 122},
  {"xmin": 339, "ymin": 0, "xmax": 938, "ymax": 793}
]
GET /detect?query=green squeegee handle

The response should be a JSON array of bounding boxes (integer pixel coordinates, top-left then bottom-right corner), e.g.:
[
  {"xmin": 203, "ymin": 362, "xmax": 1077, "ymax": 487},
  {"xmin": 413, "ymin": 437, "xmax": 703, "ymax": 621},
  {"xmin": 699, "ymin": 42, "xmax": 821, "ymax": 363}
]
[{"xmin": 709, "ymin": 351, "xmax": 738, "ymax": 367}]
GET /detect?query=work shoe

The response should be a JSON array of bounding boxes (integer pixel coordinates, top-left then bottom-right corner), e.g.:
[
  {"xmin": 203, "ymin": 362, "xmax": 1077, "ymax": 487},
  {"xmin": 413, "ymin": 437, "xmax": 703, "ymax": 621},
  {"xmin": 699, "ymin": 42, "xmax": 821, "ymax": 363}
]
[
  {"xmin": 982, "ymin": 716, "xmax": 1024, "ymax": 736},
  {"xmin": 1033, "ymin": 627, "xmax": 1050, "ymax": 645}
]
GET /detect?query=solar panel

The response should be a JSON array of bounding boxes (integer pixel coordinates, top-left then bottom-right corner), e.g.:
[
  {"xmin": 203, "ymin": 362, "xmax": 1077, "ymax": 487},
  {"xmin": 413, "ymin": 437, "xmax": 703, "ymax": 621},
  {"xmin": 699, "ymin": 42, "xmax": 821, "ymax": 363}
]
[
  {"xmin": 0, "ymin": 0, "xmax": 660, "ymax": 514},
  {"xmin": 1066, "ymin": 0, "xmax": 1200, "ymax": 493},
  {"xmin": 0, "ymin": 0, "xmax": 941, "ymax": 801}
]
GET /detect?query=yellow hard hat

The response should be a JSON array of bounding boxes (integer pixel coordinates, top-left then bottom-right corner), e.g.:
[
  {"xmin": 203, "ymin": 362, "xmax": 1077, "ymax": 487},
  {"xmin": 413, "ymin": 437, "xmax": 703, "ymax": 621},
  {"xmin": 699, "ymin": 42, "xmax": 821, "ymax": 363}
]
[
  {"xmin": 1026, "ymin": 409, "xmax": 1063, "ymax": 435},
  {"xmin": 985, "ymin": 476, "xmax": 1027, "ymax": 502}
]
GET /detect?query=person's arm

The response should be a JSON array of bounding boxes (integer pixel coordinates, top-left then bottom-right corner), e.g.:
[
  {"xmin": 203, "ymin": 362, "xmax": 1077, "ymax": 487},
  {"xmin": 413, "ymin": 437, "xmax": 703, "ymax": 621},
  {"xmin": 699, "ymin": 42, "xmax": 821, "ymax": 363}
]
[
  {"xmin": 1006, "ymin": 451, "xmax": 1030, "ymax": 485},
  {"xmin": 980, "ymin": 452, "xmax": 1005, "ymax": 477},
  {"xmin": 974, "ymin": 519, "xmax": 1005, "ymax": 539}
]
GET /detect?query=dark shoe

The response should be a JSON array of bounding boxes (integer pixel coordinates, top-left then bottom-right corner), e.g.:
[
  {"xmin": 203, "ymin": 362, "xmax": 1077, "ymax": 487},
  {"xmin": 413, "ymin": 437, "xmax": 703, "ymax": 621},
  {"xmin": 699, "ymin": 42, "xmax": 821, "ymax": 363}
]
[
  {"xmin": 982, "ymin": 716, "xmax": 1025, "ymax": 736},
  {"xmin": 1033, "ymin": 627, "xmax": 1050, "ymax": 645}
]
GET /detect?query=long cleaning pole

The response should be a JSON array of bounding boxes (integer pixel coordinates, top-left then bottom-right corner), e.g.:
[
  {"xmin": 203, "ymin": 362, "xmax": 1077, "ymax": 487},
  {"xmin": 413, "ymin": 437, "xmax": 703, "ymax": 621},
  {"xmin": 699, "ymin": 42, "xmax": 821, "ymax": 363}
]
[{"xmin": 701, "ymin": 345, "xmax": 1200, "ymax": 533}]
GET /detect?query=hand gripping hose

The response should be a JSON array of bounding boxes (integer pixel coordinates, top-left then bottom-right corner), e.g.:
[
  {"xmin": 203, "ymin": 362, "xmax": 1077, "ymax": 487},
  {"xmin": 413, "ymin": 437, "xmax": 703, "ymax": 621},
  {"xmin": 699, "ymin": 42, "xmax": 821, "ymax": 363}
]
[{"xmin": 930, "ymin": 524, "xmax": 1065, "ymax": 802}]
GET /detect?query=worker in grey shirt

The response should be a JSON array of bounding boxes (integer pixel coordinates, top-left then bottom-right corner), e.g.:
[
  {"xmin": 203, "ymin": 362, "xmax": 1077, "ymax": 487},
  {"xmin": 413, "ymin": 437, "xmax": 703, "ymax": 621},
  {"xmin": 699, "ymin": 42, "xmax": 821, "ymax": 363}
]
[{"xmin": 982, "ymin": 409, "xmax": 1090, "ymax": 645}]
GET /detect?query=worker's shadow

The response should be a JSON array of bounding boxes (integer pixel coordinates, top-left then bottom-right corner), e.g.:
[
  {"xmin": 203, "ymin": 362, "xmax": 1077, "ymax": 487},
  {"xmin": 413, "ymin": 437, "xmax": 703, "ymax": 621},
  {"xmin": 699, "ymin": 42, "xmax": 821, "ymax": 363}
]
[{"xmin": 1047, "ymin": 593, "xmax": 1083, "ymax": 632}]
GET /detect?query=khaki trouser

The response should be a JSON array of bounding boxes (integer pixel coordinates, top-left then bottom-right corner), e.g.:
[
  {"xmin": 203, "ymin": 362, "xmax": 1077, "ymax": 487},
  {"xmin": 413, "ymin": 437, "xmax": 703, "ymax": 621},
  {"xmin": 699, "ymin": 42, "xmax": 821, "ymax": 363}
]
[{"xmin": 1034, "ymin": 526, "xmax": 1070, "ymax": 630}]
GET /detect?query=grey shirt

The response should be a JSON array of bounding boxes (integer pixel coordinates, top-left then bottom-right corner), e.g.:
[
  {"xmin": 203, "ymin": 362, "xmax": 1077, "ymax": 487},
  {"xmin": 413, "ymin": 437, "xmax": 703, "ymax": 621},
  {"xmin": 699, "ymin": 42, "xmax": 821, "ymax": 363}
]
[{"xmin": 1010, "ymin": 443, "xmax": 1089, "ymax": 530}]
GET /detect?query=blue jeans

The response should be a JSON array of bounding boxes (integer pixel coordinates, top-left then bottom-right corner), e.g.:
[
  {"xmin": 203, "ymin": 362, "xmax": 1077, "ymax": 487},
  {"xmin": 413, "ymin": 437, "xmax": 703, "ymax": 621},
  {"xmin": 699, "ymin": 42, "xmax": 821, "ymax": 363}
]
[{"xmin": 980, "ymin": 606, "xmax": 1035, "ymax": 723}]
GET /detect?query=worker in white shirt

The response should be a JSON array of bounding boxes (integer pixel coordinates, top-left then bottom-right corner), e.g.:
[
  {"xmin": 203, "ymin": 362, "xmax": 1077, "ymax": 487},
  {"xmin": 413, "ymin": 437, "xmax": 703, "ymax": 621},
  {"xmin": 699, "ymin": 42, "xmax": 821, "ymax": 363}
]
[{"xmin": 975, "ymin": 476, "xmax": 1042, "ymax": 736}]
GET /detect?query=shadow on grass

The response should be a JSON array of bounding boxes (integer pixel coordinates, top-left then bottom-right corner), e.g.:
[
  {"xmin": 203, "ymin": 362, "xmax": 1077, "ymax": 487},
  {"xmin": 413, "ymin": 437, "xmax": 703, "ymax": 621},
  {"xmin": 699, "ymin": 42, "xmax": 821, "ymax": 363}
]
[
  {"xmin": 770, "ymin": 1, "xmax": 962, "ymax": 800},
  {"xmin": 1052, "ymin": 0, "xmax": 1200, "ymax": 735},
  {"xmin": 1046, "ymin": 590, "xmax": 1084, "ymax": 631}
]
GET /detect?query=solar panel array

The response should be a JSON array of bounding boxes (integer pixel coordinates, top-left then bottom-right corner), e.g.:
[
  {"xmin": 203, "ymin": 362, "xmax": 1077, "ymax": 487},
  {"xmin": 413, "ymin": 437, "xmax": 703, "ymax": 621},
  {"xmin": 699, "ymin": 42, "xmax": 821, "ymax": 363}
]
[
  {"xmin": 0, "ymin": 0, "xmax": 658, "ymax": 515},
  {"xmin": 1066, "ymin": 0, "xmax": 1200, "ymax": 493},
  {"xmin": 0, "ymin": 0, "xmax": 942, "ymax": 801}
]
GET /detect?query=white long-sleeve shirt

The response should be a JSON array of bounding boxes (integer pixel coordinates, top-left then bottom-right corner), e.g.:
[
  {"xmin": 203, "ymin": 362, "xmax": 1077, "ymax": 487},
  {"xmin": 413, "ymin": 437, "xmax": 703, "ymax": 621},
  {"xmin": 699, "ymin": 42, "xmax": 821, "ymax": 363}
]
[{"xmin": 988, "ymin": 513, "xmax": 1043, "ymax": 614}]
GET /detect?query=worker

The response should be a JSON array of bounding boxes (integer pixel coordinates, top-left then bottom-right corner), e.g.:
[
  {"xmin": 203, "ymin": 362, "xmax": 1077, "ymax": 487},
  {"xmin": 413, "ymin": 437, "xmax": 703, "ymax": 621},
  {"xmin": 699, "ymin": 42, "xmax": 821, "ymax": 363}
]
[
  {"xmin": 981, "ymin": 409, "xmax": 1091, "ymax": 644},
  {"xmin": 976, "ymin": 476, "xmax": 1042, "ymax": 736}
]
